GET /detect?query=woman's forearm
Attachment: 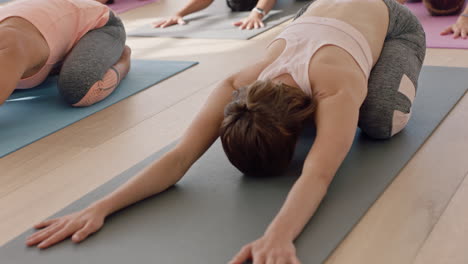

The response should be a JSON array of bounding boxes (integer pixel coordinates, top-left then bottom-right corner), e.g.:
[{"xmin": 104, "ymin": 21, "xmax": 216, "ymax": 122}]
[
  {"xmin": 264, "ymin": 93, "xmax": 358, "ymax": 241},
  {"xmin": 176, "ymin": 0, "xmax": 214, "ymax": 17},
  {"xmin": 264, "ymin": 172, "xmax": 329, "ymax": 241},
  {"xmin": 91, "ymin": 149, "xmax": 190, "ymax": 216}
]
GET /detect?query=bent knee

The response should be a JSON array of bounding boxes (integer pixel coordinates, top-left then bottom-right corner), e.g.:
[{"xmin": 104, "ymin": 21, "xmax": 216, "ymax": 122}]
[
  {"xmin": 359, "ymin": 110, "xmax": 412, "ymax": 139},
  {"xmin": 358, "ymin": 120, "xmax": 392, "ymax": 139},
  {"xmin": 57, "ymin": 74, "xmax": 86, "ymax": 105},
  {"xmin": 361, "ymin": 73, "xmax": 417, "ymax": 139}
]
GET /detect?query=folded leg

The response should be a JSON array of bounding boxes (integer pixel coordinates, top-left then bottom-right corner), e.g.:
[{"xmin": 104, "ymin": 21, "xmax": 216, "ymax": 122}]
[
  {"xmin": 359, "ymin": 0, "xmax": 426, "ymax": 139},
  {"xmin": 58, "ymin": 11, "xmax": 128, "ymax": 107}
]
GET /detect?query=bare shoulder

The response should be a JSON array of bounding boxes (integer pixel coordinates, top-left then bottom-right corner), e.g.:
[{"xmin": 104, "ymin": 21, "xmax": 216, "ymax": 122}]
[
  {"xmin": 310, "ymin": 57, "xmax": 368, "ymax": 104},
  {"xmin": 229, "ymin": 55, "xmax": 277, "ymax": 90}
]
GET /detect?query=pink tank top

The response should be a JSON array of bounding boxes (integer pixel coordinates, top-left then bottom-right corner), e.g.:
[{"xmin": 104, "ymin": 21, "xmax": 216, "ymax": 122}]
[
  {"xmin": 0, "ymin": 0, "xmax": 111, "ymax": 89},
  {"xmin": 258, "ymin": 16, "xmax": 373, "ymax": 97}
]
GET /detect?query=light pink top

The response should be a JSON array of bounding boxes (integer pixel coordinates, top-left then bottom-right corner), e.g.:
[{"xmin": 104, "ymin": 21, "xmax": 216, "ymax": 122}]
[
  {"xmin": 0, "ymin": 0, "xmax": 111, "ymax": 89},
  {"xmin": 258, "ymin": 16, "xmax": 373, "ymax": 97}
]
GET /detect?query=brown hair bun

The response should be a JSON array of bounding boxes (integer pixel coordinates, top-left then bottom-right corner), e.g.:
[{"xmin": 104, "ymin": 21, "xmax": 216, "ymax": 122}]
[{"xmin": 220, "ymin": 80, "xmax": 316, "ymax": 176}]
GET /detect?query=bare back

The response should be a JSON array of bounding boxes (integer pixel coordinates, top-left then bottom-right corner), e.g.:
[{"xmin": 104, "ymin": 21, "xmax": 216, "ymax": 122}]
[
  {"xmin": 300, "ymin": 0, "xmax": 389, "ymax": 64},
  {"xmin": 262, "ymin": 0, "xmax": 390, "ymax": 101}
]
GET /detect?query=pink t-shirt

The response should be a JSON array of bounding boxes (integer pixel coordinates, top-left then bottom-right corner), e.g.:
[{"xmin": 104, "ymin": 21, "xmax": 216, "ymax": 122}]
[{"xmin": 0, "ymin": 0, "xmax": 111, "ymax": 89}]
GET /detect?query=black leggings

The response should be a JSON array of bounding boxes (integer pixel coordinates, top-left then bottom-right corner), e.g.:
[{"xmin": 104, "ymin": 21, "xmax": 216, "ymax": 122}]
[{"xmin": 226, "ymin": 0, "xmax": 259, "ymax": 11}]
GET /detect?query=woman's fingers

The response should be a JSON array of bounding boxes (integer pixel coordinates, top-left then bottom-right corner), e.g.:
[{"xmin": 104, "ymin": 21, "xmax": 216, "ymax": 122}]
[
  {"xmin": 37, "ymin": 222, "xmax": 83, "ymax": 249},
  {"xmin": 153, "ymin": 17, "xmax": 181, "ymax": 28},
  {"xmin": 71, "ymin": 221, "xmax": 101, "ymax": 243},
  {"xmin": 33, "ymin": 218, "xmax": 57, "ymax": 229},
  {"xmin": 177, "ymin": 18, "xmax": 187, "ymax": 25},
  {"xmin": 234, "ymin": 18, "xmax": 264, "ymax": 30},
  {"xmin": 290, "ymin": 256, "xmax": 301, "ymax": 264},
  {"xmin": 252, "ymin": 253, "xmax": 266, "ymax": 264},
  {"xmin": 265, "ymin": 255, "xmax": 276, "ymax": 264},
  {"xmin": 26, "ymin": 222, "xmax": 65, "ymax": 246},
  {"xmin": 440, "ymin": 26, "xmax": 453, "ymax": 35},
  {"xmin": 246, "ymin": 21, "xmax": 255, "ymax": 30},
  {"xmin": 152, "ymin": 20, "xmax": 165, "ymax": 28},
  {"xmin": 461, "ymin": 29, "xmax": 467, "ymax": 39},
  {"xmin": 233, "ymin": 19, "xmax": 243, "ymax": 26},
  {"xmin": 27, "ymin": 222, "xmax": 63, "ymax": 242},
  {"xmin": 229, "ymin": 244, "xmax": 252, "ymax": 264},
  {"xmin": 161, "ymin": 19, "xmax": 176, "ymax": 28},
  {"xmin": 254, "ymin": 21, "xmax": 260, "ymax": 29},
  {"xmin": 240, "ymin": 20, "xmax": 248, "ymax": 30},
  {"xmin": 453, "ymin": 28, "xmax": 461, "ymax": 39}
]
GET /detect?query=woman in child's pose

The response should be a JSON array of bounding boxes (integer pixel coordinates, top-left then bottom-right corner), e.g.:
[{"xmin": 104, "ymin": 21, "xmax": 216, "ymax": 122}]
[
  {"xmin": 26, "ymin": 0, "xmax": 425, "ymax": 263},
  {"xmin": 0, "ymin": 0, "xmax": 131, "ymax": 107}
]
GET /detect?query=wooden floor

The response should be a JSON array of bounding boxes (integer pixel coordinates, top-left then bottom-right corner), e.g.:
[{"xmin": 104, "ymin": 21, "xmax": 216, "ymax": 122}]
[{"xmin": 1, "ymin": 1, "xmax": 468, "ymax": 263}]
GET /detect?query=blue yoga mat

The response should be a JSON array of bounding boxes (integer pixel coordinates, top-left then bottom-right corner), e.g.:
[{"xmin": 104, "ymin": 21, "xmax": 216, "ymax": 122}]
[{"xmin": 0, "ymin": 60, "xmax": 197, "ymax": 158}]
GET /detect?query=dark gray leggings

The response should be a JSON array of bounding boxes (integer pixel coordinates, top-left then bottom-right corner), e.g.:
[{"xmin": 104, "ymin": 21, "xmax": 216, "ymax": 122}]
[
  {"xmin": 295, "ymin": 0, "xmax": 426, "ymax": 139},
  {"xmin": 58, "ymin": 11, "xmax": 126, "ymax": 105}
]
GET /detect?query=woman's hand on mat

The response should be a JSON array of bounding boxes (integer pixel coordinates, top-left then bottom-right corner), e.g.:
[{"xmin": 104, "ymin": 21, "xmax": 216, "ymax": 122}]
[
  {"xmin": 233, "ymin": 11, "xmax": 264, "ymax": 30},
  {"xmin": 153, "ymin": 15, "xmax": 187, "ymax": 28},
  {"xmin": 229, "ymin": 235, "xmax": 300, "ymax": 264},
  {"xmin": 441, "ymin": 15, "xmax": 468, "ymax": 39},
  {"xmin": 25, "ymin": 205, "xmax": 106, "ymax": 249}
]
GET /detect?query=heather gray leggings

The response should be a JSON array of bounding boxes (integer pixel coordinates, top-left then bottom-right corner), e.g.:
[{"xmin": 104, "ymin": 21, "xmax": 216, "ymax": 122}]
[
  {"xmin": 58, "ymin": 11, "xmax": 126, "ymax": 106},
  {"xmin": 295, "ymin": 0, "xmax": 426, "ymax": 139}
]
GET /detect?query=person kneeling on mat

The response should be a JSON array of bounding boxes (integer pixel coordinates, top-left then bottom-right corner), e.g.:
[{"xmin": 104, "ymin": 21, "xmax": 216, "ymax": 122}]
[
  {"xmin": 153, "ymin": 0, "xmax": 278, "ymax": 30},
  {"xmin": 26, "ymin": 0, "xmax": 425, "ymax": 263},
  {"xmin": 0, "ymin": 0, "xmax": 131, "ymax": 107}
]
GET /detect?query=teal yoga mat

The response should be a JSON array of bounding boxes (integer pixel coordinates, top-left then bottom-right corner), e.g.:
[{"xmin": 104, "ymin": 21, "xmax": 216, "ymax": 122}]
[
  {"xmin": 0, "ymin": 60, "xmax": 197, "ymax": 158},
  {"xmin": 1, "ymin": 67, "xmax": 467, "ymax": 263}
]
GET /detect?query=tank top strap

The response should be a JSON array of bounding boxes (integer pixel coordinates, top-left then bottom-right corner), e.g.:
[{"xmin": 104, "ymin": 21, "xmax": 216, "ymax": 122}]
[{"xmin": 258, "ymin": 32, "xmax": 310, "ymax": 93}]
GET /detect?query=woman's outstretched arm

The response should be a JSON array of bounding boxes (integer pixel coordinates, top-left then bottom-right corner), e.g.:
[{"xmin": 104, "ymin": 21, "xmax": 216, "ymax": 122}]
[
  {"xmin": 153, "ymin": 0, "xmax": 214, "ymax": 28},
  {"xmin": 26, "ymin": 60, "xmax": 271, "ymax": 249},
  {"xmin": 230, "ymin": 70, "xmax": 366, "ymax": 264}
]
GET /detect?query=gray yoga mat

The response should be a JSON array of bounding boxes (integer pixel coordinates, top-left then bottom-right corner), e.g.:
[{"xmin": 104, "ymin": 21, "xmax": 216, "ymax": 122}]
[
  {"xmin": 0, "ymin": 60, "xmax": 197, "ymax": 158},
  {"xmin": 127, "ymin": 0, "xmax": 306, "ymax": 39},
  {"xmin": 1, "ymin": 66, "xmax": 467, "ymax": 263}
]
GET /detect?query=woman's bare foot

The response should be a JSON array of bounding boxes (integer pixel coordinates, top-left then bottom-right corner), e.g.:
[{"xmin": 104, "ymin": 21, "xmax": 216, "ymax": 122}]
[
  {"xmin": 113, "ymin": 45, "xmax": 132, "ymax": 81},
  {"xmin": 71, "ymin": 46, "xmax": 131, "ymax": 107}
]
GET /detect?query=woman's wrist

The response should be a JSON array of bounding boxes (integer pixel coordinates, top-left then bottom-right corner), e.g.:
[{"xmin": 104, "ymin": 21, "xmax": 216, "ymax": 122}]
[
  {"xmin": 174, "ymin": 12, "xmax": 185, "ymax": 18},
  {"xmin": 89, "ymin": 199, "xmax": 114, "ymax": 216},
  {"xmin": 264, "ymin": 224, "xmax": 296, "ymax": 242},
  {"xmin": 250, "ymin": 9, "xmax": 264, "ymax": 19},
  {"xmin": 253, "ymin": 6, "xmax": 266, "ymax": 16}
]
